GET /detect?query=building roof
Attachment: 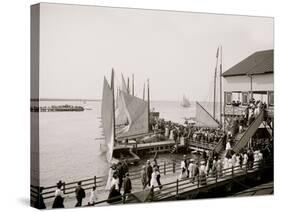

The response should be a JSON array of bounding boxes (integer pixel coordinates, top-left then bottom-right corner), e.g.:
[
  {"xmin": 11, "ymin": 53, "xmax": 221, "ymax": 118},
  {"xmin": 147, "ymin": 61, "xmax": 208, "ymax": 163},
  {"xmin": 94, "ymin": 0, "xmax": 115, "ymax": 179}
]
[{"xmin": 222, "ymin": 49, "xmax": 273, "ymax": 77}]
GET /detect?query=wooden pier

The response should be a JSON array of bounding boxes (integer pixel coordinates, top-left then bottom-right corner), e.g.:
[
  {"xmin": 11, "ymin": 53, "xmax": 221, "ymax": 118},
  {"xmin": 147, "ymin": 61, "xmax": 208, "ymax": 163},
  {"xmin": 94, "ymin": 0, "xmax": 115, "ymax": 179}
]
[{"xmin": 31, "ymin": 159, "xmax": 273, "ymax": 208}]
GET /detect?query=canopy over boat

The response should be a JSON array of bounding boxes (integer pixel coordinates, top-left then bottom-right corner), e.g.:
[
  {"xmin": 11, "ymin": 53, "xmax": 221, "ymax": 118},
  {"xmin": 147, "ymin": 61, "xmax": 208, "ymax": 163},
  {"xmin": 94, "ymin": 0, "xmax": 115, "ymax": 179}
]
[{"xmin": 194, "ymin": 101, "xmax": 220, "ymax": 128}]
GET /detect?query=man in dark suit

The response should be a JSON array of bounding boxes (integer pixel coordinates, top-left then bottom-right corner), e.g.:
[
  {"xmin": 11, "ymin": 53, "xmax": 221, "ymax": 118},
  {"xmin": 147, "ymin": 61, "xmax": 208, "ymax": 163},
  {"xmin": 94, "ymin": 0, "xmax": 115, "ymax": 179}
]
[
  {"xmin": 123, "ymin": 173, "xmax": 132, "ymax": 196},
  {"xmin": 75, "ymin": 181, "xmax": 85, "ymax": 207},
  {"xmin": 146, "ymin": 160, "xmax": 153, "ymax": 187}
]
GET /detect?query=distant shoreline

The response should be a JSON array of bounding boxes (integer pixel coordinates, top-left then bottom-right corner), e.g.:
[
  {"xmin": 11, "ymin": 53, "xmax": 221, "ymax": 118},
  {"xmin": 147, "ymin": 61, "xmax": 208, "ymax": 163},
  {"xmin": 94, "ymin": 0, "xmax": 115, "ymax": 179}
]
[{"xmin": 30, "ymin": 98, "xmax": 101, "ymax": 102}]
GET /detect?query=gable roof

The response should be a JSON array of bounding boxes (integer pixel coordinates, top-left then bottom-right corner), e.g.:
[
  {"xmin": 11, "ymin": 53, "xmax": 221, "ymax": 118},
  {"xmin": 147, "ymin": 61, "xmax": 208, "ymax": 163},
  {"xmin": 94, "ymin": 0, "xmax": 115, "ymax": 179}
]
[{"xmin": 222, "ymin": 49, "xmax": 273, "ymax": 77}]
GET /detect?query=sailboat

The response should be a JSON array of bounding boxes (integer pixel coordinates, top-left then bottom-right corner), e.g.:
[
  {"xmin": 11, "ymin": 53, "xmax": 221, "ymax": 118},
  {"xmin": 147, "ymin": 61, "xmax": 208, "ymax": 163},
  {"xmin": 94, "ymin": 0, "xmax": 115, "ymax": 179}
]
[
  {"xmin": 181, "ymin": 95, "xmax": 191, "ymax": 107},
  {"xmin": 101, "ymin": 69, "xmax": 150, "ymax": 164},
  {"xmin": 194, "ymin": 101, "xmax": 220, "ymax": 128}
]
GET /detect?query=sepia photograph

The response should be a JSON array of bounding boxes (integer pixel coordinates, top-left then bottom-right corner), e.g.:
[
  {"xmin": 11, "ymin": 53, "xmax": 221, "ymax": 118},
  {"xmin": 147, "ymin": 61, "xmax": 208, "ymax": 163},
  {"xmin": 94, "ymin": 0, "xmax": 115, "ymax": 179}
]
[{"xmin": 30, "ymin": 3, "xmax": 274, "ymax": 209}]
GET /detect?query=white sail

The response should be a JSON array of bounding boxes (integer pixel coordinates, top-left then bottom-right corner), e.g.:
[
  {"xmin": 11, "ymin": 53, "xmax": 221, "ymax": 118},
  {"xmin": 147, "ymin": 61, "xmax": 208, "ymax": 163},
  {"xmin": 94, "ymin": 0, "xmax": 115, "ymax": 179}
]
[
  {"xmin": 115, "ymin": 74, "xmax": 129, "ymax": 126},
  {"xmin": 101, "ymin": 77, "xmax": 114, "ymax": 162},
  {"xmin": 195, "ymin": 101, "xmax": 219, "ymax": 128},
  {"xmin": 181, "ymin": 95, "xmax": 191, "ymax": 107},
  {"xmin": 117, "ymin": 91, "xmax": 149, "ymax": 139}
]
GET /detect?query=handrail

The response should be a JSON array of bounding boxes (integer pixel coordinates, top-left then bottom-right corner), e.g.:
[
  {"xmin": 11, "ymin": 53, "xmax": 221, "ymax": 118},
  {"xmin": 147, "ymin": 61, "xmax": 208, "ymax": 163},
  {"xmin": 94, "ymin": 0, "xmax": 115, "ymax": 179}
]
[
  {"xmin": 31, "ymin": 160, "xmax": 181, "ymax": 199},
  {"xmin": 233, "ymin": 110, "xmax": 264, "ymax": 153},
  {"xmin": 31, "ymin": 158, "xmax": 272, "ymax": 207}
]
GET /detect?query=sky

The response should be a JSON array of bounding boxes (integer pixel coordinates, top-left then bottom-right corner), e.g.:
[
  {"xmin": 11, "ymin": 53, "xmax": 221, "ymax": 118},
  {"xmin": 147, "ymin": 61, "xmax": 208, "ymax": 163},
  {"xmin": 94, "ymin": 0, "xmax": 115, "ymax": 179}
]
[{"xmin": 39, "ymin": 3, "xmax": 273, "ymax": 101}]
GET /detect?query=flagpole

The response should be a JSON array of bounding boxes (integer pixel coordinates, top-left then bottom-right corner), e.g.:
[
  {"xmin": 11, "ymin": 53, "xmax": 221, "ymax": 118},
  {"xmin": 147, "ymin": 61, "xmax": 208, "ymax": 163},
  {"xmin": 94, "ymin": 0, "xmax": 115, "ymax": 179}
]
[
  {"xmin": 213, "ymin": 47, "xmax": 219, "ymax": 119},
  {"xmin": 220, "ymin": 45, "xmax": 223, "ymax": 125},
  {"xmin": 147, "ymin": 79, "xmax": 150, "ymax": 132}
]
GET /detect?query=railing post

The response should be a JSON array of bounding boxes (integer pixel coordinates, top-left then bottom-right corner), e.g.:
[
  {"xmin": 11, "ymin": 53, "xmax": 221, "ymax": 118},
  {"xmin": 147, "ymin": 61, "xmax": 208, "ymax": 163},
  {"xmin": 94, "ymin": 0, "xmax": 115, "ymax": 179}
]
[
  {"xmin": 215, "ymin": 172, "xmax": 218, "ymax": 183},
  {"xmin": 123, "ymin": 194, "xmax": 126, "ymax": 204},
  {"xmin": 232, "ymin": 166, "xmax": 234, "ymax": 178},
  {"xmin": 173, "ymin": 161, "xmax": 176, "ymax": 173},
  {"xmin": 197, "ymin": 176, "xmax": 200, "ymax": 188},
  {"xmin": 150, "ymin": 186, "xmax": 154, "ymax": 201},
  {"xmin": 94, "ymin": 176, "xmax": 97, "ymax": 188},
  {"xmin": 176, "ymin": 179, "xmax": 179, "ymax": 196},
  {"xmin": 63, "ymin": 182, "xmax": 66, "ymax": 194},
  {"xmin": 164, "ymin": 162, "xmax": 166, "ymax": 175}
]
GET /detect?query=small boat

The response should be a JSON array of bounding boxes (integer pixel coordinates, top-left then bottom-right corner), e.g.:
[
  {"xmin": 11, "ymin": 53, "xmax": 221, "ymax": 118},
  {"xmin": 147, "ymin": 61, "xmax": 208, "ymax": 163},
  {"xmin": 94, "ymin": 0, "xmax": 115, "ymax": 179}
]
[
  {"xmin": 111, "ymin": 146, "xmax": 140, "ymax": 165},
  {"xmin": 181, "ymin": 95, "xmax": 191, "ymax": 107}
]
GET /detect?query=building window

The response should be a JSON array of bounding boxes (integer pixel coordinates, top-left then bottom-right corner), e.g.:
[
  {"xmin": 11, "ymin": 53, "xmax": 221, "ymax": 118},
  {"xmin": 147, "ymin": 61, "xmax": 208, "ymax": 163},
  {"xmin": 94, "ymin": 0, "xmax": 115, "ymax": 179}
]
[
  {"xmin": 242, "ymin": 92, "xmax": 248, "ymax": 105},
  {"xmin": 268, "ymin": 91, "xmax": 274, "ymax": 106},
  {"xmin": 225, "ymin": 92, "xmax": 232, "ymax": 105}
]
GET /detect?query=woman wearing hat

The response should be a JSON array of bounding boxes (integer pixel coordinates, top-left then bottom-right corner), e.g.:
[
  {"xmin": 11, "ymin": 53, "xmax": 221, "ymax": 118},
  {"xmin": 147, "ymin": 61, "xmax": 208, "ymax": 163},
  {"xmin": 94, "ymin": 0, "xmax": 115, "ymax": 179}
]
[
  {"xmin": 150, "ymin": 167, "xmax": 159, "ymax": 190},
  {"xmin": 52, "ymin": 181, "xmax": 65, "ymax": 208},
  {"xmin": 188, "ymin": 159, "xmax": 196, "ymax": 183},
  {"xmin": 179, "ymin": 155, "xmax": 188, "ymax": 179}
]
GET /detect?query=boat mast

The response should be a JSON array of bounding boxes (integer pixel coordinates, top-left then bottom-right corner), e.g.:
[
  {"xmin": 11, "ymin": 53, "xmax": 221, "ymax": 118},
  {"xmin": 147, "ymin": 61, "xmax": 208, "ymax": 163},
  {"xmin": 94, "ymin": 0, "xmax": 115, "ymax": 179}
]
[
  {"xmin": 132, "ymin": 74, "xmax": 135, "ymax": 96},
  {"xmin": 213, "ymin": 47, "xmax": 219, "ymax": 119},
  {"xmin": 147, "ymin": 79, "xmax": 150, "ymax": 132},
  {"xmin": 143, "ymin": 82, "xmax": 146, "ymax": 100},
  {"xmin": 127, "ymin": 77, "xmax": 130, "ymax": 94},
  {"xmin": 111, "ymin": 68, "xmax": 116, "ymax": 142},
  {"xmin": 219, "ymin": 45, "xmax": 223, "ymax": 125}
]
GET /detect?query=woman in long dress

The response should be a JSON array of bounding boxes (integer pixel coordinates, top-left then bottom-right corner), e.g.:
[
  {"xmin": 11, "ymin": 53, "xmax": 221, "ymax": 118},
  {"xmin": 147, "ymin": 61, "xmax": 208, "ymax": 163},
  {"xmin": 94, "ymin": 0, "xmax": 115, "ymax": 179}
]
[
  {"xmin": 242, "ymin": 152, "xmax": 248, "ymax": 169},
  {"xmin": 223, "ymin": 157, "xmax": 229, "ymax": 176},
  {"xmin": 107, "ymin": 174, "xmax": 121, "ymax": 203},
  {"xmin": 150, "ymin": 167, "xmax": 159, "ymax": 190},
  {"xmin": 52, "ymin": 181, "xmax": 65, "ymax": 208}
]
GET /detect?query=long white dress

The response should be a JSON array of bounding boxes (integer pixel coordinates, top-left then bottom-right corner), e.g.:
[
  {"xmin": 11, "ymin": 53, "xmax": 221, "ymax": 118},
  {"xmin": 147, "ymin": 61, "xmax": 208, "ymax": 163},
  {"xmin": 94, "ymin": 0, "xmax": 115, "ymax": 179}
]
[
  {"xmin": 242, "ymin": 153, "xmax": 248, "ymax": 169},
  {"xmin": 179, "ymin": 161, "xmax": 187, "ymax": 179},
  {"xmin": 110, "ymin": 177, "xmax": 119, "ymax": 191},
  {"xmin": 226, "ymin": 142, "xmax": 231, "ymax": 151},
  {"xmin": 188, "ymin": 163, "xmax": 194, "ymax": 178},
  {"xmin": 150, "ymin": 171, "xmax": 159, "ymax": 189}
]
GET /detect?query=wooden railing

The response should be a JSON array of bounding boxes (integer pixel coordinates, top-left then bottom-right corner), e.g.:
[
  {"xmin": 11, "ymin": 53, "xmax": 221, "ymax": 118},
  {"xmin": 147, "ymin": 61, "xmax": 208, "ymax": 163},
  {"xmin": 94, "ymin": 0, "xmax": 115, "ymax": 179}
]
[
  {"xmin": 147, "ymin": 158, "xmax": 273, "ymax": 201},
  {"xmin": 31, "ymin": 158, "xmax": 273, "ymax": 207},
  {"xmin": 188, "ymin": 140, "xmax": 218, "ymax": 151},
  {"xmin": 30, "ymin": 160, "xmax": 181, "ymax": 202}
]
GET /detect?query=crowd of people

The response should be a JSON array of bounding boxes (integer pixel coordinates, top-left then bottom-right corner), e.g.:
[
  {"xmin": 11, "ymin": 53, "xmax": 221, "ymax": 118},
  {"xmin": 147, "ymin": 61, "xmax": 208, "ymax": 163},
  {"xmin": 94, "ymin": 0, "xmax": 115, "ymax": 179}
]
[
  {"xmin": 178, "ymin": 144, "xmax": 272, "ymax": 186},
  {"xmin": 35, "ymin": 139, "xmax": 272, "ymax": 209},
  {"xmin": 106, "ymin": 161, "xmax": 131, "ymax": 203},
  {"xmin": 150, "ymin": 98, "xmax": 270, "ymax": 153},
  {"xmin": 34, "ymin": 98, "xmax": 272, "ymax": 209},
  {"xmin": 151, "ymin": 117, "xmax": 226, "ymax": 149}
]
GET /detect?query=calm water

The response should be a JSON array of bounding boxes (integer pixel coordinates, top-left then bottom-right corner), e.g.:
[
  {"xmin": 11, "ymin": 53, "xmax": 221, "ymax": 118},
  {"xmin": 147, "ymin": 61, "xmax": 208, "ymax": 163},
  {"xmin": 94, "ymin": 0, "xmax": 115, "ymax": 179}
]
[{"xmin": 39, "ymin": 100, "xmax": 217, "ymax": 186}]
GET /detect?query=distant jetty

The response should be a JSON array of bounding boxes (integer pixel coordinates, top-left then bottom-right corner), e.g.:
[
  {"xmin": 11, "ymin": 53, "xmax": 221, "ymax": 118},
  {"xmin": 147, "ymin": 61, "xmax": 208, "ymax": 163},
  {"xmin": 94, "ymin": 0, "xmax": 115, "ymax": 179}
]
[{"xmin": 31, "ymin": 104, "xmax": 85, "ymax": 112}]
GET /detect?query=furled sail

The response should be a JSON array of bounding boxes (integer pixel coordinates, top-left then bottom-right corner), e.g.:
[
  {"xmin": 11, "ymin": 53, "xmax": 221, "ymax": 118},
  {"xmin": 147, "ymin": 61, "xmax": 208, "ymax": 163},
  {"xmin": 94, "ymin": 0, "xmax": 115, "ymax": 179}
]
[
  {"xmin": 117, "ymin": 91, "xmax": 149, "ymax": 139},
  {"xmin": 181, "ymin": 95, "xmax": 191, "ymax": 107},
  {"xmin": 101, "ymin": 77, "xmax": 114, "ymax": 162},
  {"xmin": 195, "ymin": 101, "xmax": 220, "ymax": 128}
]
